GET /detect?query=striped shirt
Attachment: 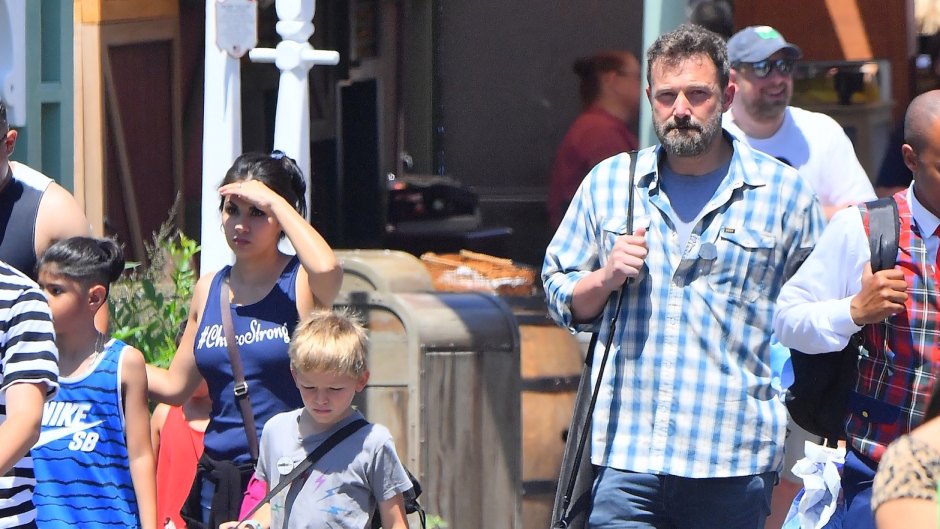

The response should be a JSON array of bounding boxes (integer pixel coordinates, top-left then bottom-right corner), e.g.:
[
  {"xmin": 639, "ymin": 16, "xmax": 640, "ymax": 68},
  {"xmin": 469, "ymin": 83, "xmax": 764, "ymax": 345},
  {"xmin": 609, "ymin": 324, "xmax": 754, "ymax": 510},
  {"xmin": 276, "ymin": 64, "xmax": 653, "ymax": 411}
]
[
  {"xmin": 0, "ymin": 261, "xmax": 59, "ymax": 528},
  {"xmin": 542, "ymin": 134, "xmax": 823, "ymax": 478}
]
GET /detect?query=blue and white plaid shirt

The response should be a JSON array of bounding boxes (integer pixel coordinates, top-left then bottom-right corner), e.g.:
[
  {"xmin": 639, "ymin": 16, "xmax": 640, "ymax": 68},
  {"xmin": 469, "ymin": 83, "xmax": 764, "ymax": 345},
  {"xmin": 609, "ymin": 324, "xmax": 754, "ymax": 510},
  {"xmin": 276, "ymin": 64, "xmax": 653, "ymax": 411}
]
[{"xmin": 542, "ymin": 134, "xmax": 824, "ymax": 478}]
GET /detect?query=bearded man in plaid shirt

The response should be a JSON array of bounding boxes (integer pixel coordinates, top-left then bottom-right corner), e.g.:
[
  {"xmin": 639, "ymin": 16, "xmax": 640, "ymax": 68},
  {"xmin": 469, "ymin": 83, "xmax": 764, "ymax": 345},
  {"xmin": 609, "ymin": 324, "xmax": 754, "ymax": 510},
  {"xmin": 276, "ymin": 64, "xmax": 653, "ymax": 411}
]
[
  {"xmin": 775, "ymin": 90, "xmax": 940, "ymax": 529},
  {"xmin": 542, "ymin": 24, "xmax": 824, "ymax": 529}
]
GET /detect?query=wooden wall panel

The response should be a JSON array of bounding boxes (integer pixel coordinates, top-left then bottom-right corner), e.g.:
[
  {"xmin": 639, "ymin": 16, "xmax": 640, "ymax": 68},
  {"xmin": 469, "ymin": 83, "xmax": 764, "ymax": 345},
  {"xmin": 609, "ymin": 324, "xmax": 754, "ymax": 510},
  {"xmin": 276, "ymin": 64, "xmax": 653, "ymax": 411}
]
[
  {"xmin": 78, "ymin": 0, "xmax": 178, "ymax": 24},
  {"xmin": 735, "ymin": 0, "xmax": 915, "ymax": 122},
  {"xmin": 76, "ymin": 16, "xmax": 182, "ymax": 261},
  {"xmin": 105, "ymin": 39, "xmax": 177, "ymax": 258}
]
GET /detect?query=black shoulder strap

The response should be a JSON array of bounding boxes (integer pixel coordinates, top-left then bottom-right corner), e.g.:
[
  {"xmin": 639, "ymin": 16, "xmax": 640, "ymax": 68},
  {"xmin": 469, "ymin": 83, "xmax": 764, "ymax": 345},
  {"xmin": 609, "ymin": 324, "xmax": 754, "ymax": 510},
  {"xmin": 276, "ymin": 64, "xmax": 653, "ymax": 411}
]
[
  {"xmin": 625, "ymin": 150, "xmax": 638, "ymax": 235},
  {"xmin": 862, "ymin": 197, "xmax": 900, "ymax": 272},
  {"xmin": 238, "ymin": 418, "xmax": 370, "ymax": 524},
  {"xmin": 552, "ymin": 150, "xmax": 637, "ymax": 529}
]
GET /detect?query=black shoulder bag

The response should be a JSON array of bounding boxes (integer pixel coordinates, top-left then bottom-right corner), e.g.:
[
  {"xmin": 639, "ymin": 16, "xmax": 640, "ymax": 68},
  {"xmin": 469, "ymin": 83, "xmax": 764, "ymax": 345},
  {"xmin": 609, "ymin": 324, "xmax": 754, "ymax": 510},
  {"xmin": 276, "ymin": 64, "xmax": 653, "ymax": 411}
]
[
  {"xmin": 551, "ymin": 151, "xmax": 638, "ymax": 529},
  {"xmin": 784, "ymin": 197, "xmax": 899, "ymax": 446}
]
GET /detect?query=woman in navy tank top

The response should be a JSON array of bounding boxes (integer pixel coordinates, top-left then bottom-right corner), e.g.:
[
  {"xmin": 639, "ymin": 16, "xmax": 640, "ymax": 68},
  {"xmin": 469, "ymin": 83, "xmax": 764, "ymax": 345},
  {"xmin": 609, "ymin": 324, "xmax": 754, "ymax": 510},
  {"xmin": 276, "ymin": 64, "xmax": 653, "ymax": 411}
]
[{"xmin": 145, "ymin": 151, "xmax": 342, "ymax": 528}]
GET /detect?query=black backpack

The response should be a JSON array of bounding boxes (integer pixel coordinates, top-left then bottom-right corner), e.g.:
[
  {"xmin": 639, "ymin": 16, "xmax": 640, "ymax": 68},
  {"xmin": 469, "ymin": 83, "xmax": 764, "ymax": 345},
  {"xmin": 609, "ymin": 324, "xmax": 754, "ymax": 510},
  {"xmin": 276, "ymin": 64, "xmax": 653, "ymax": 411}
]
[
  {"xmin": 371, "ymin": 469, "xmax": 425, "ymax": 529},
  {"xmin": 784, "ymin": 197, "xmax": 899, "ymax": 446}
]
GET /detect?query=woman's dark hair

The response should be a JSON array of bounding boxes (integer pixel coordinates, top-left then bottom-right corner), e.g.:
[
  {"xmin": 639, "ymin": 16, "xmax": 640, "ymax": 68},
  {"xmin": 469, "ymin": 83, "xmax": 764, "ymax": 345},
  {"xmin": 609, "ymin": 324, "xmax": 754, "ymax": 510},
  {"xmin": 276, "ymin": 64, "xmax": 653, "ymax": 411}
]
[
  {"xmin": 218, "ymin": 150, "xmax": 307, "ymax": 217},
  {"xmin": 573, "ymin": 52, "xmax": 630, "ymax": 108},
  {"xmin": 37, "ymin": 237, "xmax": 125, "ymax": 294}
]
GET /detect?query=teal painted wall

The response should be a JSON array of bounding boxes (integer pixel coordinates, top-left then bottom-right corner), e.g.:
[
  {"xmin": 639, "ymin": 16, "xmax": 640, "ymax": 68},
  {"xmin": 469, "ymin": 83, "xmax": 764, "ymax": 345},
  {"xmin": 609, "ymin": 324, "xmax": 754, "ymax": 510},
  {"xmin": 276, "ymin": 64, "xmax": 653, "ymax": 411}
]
[
  {"xmin": 15, "ymin": 0, "xmax": 74, "ymax": 191},
  {"xmin": 639, "ymin": 0, "xmax": 688, "ymax": 148}
]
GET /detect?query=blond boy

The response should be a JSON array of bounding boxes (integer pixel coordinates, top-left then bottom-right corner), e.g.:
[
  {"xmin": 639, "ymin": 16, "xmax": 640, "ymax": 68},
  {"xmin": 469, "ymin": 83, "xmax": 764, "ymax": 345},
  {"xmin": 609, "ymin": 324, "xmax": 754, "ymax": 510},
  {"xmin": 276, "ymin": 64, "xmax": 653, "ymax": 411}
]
[{"xmin": 230, "ymin": 310, "xmax": 411, "ymax": 529}]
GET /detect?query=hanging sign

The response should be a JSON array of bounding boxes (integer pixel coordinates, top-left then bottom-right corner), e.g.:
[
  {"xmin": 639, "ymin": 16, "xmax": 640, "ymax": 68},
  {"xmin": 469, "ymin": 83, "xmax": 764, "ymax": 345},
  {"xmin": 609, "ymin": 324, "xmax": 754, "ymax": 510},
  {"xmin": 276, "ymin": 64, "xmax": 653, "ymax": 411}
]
[{"xmin": 216, "ymin": 0, "xmax": 258, "ymax": 59}]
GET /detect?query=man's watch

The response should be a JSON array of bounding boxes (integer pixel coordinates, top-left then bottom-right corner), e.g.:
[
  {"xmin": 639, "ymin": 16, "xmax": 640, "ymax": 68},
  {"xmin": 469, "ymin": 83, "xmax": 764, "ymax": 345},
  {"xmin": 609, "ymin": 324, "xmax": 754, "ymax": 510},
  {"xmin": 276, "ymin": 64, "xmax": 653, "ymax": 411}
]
[{"xmin": 241, "ymin": 520, "xmax": 263, "ymax": 529}]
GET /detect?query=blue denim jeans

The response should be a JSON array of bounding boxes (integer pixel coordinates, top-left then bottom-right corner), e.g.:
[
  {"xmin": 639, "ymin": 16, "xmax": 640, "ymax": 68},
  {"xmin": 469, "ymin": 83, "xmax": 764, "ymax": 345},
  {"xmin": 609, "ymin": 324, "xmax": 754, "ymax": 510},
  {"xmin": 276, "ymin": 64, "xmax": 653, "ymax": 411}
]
[
  {"xmin": 841, "ymin": 450, "xmax": 877, "ymax": 529},
  {"xmin": 588, "ymin": 465, "xmax": 775, "ymax": 529},
  {"xmin": 199, "ymin": 477, "xmax": 215, "ymax": 525}
]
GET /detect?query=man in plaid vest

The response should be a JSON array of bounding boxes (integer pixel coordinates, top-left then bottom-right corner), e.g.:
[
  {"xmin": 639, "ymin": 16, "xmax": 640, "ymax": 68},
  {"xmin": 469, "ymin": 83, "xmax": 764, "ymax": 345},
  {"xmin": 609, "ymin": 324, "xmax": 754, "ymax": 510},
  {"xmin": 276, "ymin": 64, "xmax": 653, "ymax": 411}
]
[{"xmin": 774, "ymin": 90, "xmax": 940, "ymax": 529}]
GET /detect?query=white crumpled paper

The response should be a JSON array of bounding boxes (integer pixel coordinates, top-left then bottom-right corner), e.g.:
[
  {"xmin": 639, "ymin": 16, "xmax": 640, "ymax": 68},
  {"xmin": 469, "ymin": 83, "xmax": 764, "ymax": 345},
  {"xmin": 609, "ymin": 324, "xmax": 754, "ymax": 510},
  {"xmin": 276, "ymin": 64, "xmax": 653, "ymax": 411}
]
[{"xmin": 782, "ymin": 440, "xmax": 846, "ymax": 529}]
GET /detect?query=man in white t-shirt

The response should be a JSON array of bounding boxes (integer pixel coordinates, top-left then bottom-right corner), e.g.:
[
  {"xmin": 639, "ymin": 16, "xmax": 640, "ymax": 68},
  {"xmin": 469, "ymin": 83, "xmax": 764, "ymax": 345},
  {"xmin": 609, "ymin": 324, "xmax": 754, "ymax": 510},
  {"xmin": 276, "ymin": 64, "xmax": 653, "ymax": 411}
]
[
  {"xmin": 723, "ymin": 25, "xmax": 877, "ymax": 529},
  {"xmin": 723, "ymin": 26, "xmax": 875, "ymax": 220}
]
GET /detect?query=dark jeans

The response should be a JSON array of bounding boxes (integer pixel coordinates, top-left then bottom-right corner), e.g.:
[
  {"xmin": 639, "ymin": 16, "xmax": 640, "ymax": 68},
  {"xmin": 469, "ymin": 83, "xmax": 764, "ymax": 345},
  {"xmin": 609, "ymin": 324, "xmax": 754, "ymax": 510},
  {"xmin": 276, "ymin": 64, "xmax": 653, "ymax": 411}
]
[
  {"xmin": 841, "ymin": 450, "xmax": 877, "ymax": 529},
  {"xmin": 588, "ymin": 465, "xmax": 775, "ymax": 529}
]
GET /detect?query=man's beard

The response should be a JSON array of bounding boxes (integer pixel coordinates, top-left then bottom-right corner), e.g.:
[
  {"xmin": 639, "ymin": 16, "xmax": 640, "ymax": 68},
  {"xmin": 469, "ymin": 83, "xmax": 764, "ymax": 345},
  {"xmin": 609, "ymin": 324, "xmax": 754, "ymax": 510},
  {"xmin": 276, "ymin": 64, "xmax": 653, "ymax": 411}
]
[
  {"xmin": 654, "ymin": 109, "xmax": 723, "ymax": 157},
  {"xmin": 745, "ymin": 95, "xmax": 787, "ymax": 122}
]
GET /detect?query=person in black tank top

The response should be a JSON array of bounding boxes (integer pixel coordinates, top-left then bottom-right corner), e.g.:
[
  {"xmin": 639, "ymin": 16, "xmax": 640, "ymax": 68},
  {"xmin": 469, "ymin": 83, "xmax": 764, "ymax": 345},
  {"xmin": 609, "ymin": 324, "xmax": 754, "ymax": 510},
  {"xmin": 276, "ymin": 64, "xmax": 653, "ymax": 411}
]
[{"xmin": 0, "ymin": 101, "xmax": 91, "ymax": 279}]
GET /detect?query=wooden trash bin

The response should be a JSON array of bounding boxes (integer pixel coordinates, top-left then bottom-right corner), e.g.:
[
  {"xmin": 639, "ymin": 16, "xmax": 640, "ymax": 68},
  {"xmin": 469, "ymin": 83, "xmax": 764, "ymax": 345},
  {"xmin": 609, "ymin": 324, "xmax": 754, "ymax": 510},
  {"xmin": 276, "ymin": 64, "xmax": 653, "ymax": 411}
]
[
  {"xmin": 337, "ymin": 290, "xmax": 522, "ymax": 529},
  {"xmin": 503, "ymin": 296, "xmax": 582, "ymax": 529},
  {"xmin": 336, "ymin": 249, "xmax": 434, "ymax": 294}
]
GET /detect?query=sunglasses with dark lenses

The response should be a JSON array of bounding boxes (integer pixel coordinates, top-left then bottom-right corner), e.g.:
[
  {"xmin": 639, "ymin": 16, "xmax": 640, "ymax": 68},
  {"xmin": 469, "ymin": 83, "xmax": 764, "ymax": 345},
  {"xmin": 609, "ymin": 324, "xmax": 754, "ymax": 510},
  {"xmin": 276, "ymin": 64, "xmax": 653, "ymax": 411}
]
[{"xmin": 736, "ymin": 58, "xmax": 795, "ymax": 78}]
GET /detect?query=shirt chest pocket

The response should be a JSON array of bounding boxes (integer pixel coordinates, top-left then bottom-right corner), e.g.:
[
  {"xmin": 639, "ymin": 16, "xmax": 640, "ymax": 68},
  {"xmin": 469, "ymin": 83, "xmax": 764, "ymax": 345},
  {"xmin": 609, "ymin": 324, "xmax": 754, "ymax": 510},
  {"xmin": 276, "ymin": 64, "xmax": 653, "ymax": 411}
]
[{"xmin": 706, "ymin": 229, "xmax": 775, "ymax": 303}]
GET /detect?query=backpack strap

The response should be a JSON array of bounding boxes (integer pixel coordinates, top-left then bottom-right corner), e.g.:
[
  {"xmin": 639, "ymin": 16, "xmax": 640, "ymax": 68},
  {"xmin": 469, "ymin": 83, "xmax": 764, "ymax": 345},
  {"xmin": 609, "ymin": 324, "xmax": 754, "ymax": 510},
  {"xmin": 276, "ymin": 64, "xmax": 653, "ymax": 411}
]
[{"xmin": 859, "ymin": 197, "xmax": 900, "ymax": 272}]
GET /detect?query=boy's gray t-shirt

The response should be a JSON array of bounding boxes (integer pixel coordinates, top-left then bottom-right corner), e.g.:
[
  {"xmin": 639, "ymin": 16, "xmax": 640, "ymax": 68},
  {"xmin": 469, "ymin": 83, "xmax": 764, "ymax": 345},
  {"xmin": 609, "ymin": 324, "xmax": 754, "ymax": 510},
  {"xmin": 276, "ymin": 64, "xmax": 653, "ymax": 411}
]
[{"xmin": 256, "ymin": 409, "xmax": 412, "ymax": 529}]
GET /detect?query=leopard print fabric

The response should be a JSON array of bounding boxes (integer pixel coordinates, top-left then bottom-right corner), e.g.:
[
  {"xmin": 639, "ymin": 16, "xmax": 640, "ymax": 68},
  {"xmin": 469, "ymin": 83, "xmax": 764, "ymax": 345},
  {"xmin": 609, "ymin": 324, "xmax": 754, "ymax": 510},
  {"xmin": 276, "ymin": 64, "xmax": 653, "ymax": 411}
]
[{"xmin": 872, "ymin": 434, "xmax": 940, "ymax": 512}]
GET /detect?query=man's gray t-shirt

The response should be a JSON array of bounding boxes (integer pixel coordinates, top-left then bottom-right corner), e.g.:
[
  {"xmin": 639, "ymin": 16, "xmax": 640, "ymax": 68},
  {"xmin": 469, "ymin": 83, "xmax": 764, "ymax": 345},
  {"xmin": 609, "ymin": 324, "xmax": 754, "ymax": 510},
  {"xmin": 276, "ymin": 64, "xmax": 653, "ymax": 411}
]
[{"xmin": 256, "ymin": 409, "xmax": 412, "ymax": 529}]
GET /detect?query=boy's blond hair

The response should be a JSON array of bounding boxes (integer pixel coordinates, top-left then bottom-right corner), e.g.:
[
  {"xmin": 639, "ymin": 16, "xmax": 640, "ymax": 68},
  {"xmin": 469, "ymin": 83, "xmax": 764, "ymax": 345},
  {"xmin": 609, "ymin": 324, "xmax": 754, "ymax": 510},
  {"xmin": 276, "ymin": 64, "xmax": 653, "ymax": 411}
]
[{"xmin": 289, "ymin": 309, "xmax": 368, "ymax": 377}]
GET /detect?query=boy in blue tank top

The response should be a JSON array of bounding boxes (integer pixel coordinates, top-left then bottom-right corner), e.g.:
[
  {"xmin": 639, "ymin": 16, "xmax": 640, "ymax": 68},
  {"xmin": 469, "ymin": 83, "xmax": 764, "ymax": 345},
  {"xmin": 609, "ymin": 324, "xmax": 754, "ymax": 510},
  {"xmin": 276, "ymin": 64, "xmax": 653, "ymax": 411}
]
[
  {"xmin": 33, "ymin": 237, "xmax": 157, "ymax": 529},
  {"xmin": 222, "ymin": 309, "xmax": 413, "ymax": 529}
]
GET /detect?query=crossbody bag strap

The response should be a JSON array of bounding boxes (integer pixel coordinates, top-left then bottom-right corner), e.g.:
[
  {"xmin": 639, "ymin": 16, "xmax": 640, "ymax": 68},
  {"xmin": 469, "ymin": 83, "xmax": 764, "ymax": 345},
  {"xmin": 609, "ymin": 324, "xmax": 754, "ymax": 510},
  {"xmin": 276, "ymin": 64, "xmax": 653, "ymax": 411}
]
[
  {"xmin": 220, "ymin": 276, "xmax": 260, "ymax": 462},
  {"xmin": 553, "ymin": 151, "xmax": 637, "ymax": 529},
  {"xmin": 238, "ymin": 418, "xmax": 370, "ymax": 524}
]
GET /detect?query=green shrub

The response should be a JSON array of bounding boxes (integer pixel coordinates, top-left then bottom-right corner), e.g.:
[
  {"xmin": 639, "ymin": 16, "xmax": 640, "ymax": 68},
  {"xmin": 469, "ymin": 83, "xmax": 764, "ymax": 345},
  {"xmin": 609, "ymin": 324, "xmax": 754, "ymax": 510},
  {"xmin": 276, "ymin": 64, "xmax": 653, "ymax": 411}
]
[
  {"xmin": 426, "ymin": 515, "xmax": 448, "ymax": 529},
  {"xmin": 109, "ymin": 218, "xmax": 199, "ymax": 368}
]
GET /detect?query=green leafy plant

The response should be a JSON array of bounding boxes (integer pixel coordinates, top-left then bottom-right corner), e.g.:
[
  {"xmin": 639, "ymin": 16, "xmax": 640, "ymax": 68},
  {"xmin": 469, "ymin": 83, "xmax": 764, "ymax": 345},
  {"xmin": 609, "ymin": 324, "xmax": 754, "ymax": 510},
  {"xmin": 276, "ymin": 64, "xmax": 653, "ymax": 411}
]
[
  {"xmin": 426, "ymin": 514, "xmax": 448, "ymax": 529},
  {"xmin": 109, "ymin": 216, "xmax": 199, "ymax": 368}
]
